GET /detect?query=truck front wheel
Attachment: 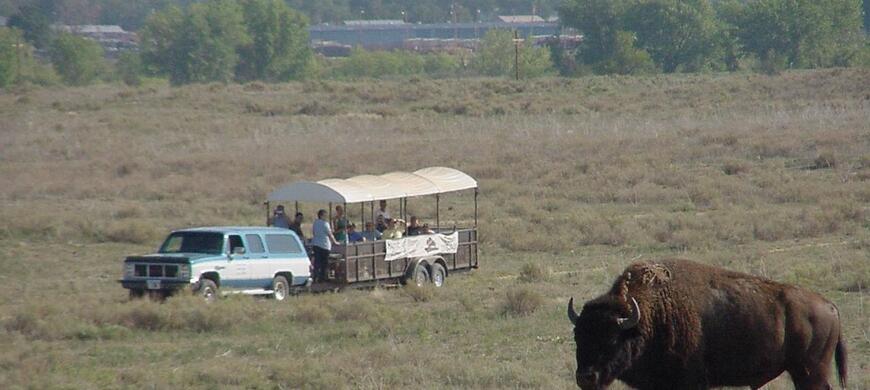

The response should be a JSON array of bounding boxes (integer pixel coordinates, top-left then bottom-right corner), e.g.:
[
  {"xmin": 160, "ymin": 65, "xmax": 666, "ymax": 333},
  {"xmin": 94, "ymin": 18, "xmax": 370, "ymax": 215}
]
[
  {"xmin": 128, "ymin": 289, "xmax": 145, "ymax": 300},
  {"xmin": 195, "ymin": 279, "xmax": 218, "ymax": 302}
]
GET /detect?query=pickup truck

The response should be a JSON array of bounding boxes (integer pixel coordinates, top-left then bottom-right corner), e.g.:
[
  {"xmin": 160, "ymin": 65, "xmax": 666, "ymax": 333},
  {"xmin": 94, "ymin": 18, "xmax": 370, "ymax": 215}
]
[{"xmin": 119, "ymin": 227, "xmax": 311, "ymax": 300}]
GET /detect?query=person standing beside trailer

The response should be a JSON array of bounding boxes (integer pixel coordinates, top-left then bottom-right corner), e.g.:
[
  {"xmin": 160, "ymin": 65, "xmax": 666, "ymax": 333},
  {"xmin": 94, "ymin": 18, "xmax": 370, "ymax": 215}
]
[{"xmin": 311, "ymin": 209, "xmax": 338, "ymax": 282}]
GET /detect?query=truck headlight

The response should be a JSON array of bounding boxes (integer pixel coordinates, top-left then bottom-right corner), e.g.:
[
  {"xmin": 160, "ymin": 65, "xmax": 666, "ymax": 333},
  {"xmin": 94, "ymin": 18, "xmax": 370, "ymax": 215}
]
[
  {"xmin": 180, "ymin": 264, "xmax": 191, "ymax": 279},
  {"xmin": 124, "ymin": 263, "xmax": 134, "ymax": 278}
]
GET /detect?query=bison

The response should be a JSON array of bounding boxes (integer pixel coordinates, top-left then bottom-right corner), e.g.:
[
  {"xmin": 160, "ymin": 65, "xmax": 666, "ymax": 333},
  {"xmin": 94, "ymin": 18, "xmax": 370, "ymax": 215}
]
[{"xmin": 567, "ymin": 259, "xmax": 847, "ymax": 390}]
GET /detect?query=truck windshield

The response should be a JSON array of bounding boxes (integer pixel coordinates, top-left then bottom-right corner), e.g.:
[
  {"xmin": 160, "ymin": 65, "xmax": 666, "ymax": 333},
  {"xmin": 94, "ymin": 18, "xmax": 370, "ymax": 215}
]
[{"xmin": 159, "ymin": 232, "xmax": 224, "ymax": 255}]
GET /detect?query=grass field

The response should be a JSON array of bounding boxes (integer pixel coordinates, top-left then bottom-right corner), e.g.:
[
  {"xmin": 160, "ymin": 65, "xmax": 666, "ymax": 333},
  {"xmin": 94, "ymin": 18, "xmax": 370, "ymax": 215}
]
[{"xmin": 1, "ymin": 69, "xmax": 868, "ymax": 389}]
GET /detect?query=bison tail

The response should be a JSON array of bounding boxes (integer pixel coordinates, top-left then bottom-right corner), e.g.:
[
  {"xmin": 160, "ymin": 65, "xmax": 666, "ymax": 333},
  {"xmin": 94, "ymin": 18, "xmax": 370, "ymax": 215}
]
[{"xmin": 835, "ymin": 332, "xmax": 847, "ymax": 389}]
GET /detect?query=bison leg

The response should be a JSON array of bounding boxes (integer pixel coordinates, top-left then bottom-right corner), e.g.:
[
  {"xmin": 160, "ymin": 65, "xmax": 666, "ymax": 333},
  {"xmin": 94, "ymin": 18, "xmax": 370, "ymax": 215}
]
[{"xmin": 789, "ymin": 368, "xmax": 833, "ymax": 390}]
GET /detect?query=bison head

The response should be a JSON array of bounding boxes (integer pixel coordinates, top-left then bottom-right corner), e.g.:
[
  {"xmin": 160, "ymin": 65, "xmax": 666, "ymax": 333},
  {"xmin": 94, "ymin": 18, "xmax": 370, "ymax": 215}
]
[{"xmin": 568, "ymin": 296, "xmax": 641, "ymax": 389}]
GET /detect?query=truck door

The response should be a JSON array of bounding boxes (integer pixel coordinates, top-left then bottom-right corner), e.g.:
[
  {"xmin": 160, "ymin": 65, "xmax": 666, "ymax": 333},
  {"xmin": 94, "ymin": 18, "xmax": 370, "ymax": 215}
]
[
  {"xmin": 224, "ymin": 234, "xmax": 250, "ymax": 288},
  {"xmin": 263, "ymin": 233, "xmax": 310, "ymax": 286},
  {"xmin": 244, "ymin": 233, "xmax": 270, "ymax": 289}
]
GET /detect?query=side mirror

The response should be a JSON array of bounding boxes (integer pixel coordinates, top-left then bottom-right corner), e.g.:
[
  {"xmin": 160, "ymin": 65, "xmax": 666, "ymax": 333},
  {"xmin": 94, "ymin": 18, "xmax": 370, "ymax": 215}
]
[{"xmin": 233, "ymin": 246, "xmax": 246, "ymax": 255}]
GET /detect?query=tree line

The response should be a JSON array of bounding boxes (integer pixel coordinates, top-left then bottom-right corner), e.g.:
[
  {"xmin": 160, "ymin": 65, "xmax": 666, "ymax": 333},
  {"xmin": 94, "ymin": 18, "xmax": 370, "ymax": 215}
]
[
  {"xmin": 0, "ymin": 0, "xmax": 867, "ymax": 88},
  {"xmin": 559, "ymin": 0, "xmax": 867, "ymax": 75}
]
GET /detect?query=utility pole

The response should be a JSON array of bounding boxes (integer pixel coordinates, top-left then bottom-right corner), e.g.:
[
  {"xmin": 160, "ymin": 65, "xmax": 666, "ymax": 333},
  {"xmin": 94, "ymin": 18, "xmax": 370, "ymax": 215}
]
[
  {"xmin": 513, "ymin": 30, "xmax": 521, "ymax": 80},
  {"xmin": 15, "ymin": 33, "xmax": 21, "ymax": 83}
]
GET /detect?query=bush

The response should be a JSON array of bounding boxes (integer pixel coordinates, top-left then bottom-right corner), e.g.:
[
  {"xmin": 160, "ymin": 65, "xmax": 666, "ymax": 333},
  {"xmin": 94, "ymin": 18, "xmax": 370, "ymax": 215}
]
[
  {"xmin": 518, "ymin": 262, "xmax": 550, "ymax": 283},
  {"xmin": 813, "ymin": 151, "xmax": 837, "ymax": 169},
  {"xmin": 116, "ymin": 51, "xmax": 143, "ymax": 86},
  {"xmin": 502, "ymin": 287, "xmax": 544, "ymax": 316},
  {"xmin": 471, "ymin": 29, "xmax": 555, "ymax": 78},
  {"xmin": 594, "ymin": 31, "xmax": 657, "ymax": 75},
  {"xmin": 49, "ymin": 33, "xmax": 106, "ymax": 86}
]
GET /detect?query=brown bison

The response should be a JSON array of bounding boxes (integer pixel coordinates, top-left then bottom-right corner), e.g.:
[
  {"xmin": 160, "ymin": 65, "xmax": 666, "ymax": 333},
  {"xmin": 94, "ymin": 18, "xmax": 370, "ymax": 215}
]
[{"xmin": 567, "ymin": 259, "xmax": 847, "ymax": 390}]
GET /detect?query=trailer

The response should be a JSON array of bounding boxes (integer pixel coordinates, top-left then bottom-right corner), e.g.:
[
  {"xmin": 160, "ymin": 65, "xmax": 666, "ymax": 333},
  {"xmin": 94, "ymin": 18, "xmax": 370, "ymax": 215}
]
[{"xmin": 266, "ymin": 167, "xmax": 479, "ymax": 291}]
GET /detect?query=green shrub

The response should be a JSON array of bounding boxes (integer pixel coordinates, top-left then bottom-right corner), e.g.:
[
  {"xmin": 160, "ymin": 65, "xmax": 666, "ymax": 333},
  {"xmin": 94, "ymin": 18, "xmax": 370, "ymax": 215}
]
[{"xmin": 49, "ymin": 33, "xmax": 105, "ymax": 86}]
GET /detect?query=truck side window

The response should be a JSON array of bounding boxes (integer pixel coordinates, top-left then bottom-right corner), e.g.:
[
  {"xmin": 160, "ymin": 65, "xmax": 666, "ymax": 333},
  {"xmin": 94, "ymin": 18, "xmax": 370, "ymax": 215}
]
[
  {"xmin": 228, "ymin": 235, "xmax": 245, "ymax": 254},
  {"xmin": 245, "ymin": 234, "xmax": 265, "ymax": 253},
  {"xmin": 265, "ymin": 234, "xmax": 302, "ymax": 254}
]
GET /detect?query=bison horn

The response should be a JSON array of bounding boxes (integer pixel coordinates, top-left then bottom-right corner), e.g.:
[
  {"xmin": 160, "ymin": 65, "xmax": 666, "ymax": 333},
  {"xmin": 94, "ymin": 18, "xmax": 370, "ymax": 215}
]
[
  {"xmin": 617, "ymin": 297, "xmax": 641, "ymax": 330},
  {"xmin": 568, "ymin": 297, "xmax": 579, "ymax": 325}
]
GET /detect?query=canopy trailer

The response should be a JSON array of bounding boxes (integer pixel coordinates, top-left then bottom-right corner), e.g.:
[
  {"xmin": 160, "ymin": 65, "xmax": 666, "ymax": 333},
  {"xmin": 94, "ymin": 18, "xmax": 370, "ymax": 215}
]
[{"xmin": 266, "ymin": 167, "xmax": 479, "ymax": 291}]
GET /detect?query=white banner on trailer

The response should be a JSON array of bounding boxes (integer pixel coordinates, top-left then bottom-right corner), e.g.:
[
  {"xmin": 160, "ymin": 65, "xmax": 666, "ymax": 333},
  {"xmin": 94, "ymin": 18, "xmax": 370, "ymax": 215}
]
[{"xmin": 385, "ymin": 232, "xmax": 459, "ymax": 261}]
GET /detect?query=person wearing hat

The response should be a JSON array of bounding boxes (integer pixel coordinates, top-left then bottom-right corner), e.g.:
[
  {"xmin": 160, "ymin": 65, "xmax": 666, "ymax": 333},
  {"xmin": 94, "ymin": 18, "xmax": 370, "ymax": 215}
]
[
  {"xmin": 382, "ymin": 218, "xmax": 406, "ymax": 240},
  {"xmin": 269, "ymin": 205, "xmax": 291, "ymax": 229}
]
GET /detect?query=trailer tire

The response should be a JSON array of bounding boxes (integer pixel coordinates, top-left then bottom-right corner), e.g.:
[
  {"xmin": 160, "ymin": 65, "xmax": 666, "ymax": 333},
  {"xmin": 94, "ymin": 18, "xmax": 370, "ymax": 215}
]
[
  {"xmin": 272, "ymin": 275, "xmax": 289, "ymax": 301},
  {"xmin": 412, "ymin": 264, "xmax": 430, "ymax": 287},
  {"xmin": 195, "ymin": 278, "xmax": 218, "ymax": 302},
  {"xmin": 431, "ymin": 263, "xmax": 446, "ymax": 287}
]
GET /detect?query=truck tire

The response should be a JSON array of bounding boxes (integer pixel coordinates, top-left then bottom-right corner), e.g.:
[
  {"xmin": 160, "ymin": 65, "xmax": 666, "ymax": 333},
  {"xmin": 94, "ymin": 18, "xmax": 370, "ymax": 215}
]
[
  {"xmin": 431, "ymin": 263, "xmax": 446, "ymax": 288},
  {"xmin": 272, "ymin": 275, "xmax": 289, "ymax": 301},
  {"xmin": 195, "ymin": 278, "xmax": 218, "ymax": 302},
  {"xmin": 128, "ymin": 289, "xmax": 145, "ymax": 300},
  {"xmin": 412, "ymin": 265, "xmax": 430, "ymax": 287}
]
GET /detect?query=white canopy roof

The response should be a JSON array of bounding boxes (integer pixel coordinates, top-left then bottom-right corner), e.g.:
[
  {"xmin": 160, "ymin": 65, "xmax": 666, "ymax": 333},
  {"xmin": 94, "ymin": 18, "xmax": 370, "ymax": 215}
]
[{"xmin": 267, "ymin": 167, "xmax": 477, "ymax": 204}]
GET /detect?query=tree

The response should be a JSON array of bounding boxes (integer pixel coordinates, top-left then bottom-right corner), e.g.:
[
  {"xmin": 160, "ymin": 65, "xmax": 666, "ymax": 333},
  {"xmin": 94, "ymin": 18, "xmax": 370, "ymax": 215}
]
[
  {"xmin": 141, "ymin": 0, "xmax": 249, "ymax": 84},
  {"xmin": 623, "ymin": 0, "xmax": 720, "ymax": 72},
  {"xmin": 7, "ymin": 2, "xmax": 53, "ymax": 48},
  {"xmin": 116, "ymin": 51, "xmax": 142, "ymax": 86},
  {"xmin": 471, "ymin": 29, "xmax": 554, "ymax": 78},
  {"xmin": 594, "ymin": 30, "xmax": 656, "ymax": 75},
  {"xmin": 139, "ymin": 5, "xmax": 184, "ymax": 76},
  {"xmin": 236, "ymin": 0, "xmax": 312, "ymax": 82},
  {"xmin": 864, "ymin": 0, "xmax": 869, "ymax": 32},
  {"xmin": 734, "ymin": 0, "xmax": 864, "ymax": 69},
  {"xmin": 0, "ymin": 27, "xmax": 23, "ymax": 87},
  {"xmin": 559, "ymin": 0, "xmax": 631, "ymax": 68},
  {"xmin": 49, "ymin": 32, "xmax": 105, "ymax": 85}
]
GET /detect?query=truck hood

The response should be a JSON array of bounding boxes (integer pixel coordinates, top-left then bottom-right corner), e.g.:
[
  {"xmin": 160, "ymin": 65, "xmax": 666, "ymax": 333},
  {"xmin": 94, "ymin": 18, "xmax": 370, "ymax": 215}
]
[{"xmin": 125, "ymin": 253, "xmax": 224, "ymax": 264}]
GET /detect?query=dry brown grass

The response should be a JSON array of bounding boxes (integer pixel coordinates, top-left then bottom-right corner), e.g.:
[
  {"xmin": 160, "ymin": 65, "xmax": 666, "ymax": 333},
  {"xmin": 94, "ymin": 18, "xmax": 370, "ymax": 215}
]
[{"xmin": 0, "ymin": 68, "xmax": 868, "ymax": 388}]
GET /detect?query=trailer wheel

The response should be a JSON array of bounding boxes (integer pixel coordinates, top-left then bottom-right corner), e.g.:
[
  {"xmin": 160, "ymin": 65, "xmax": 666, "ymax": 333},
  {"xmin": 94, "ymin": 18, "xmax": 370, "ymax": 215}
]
[
  {"xmin": 272, "ymin": 275, "xmax": 289, "ymax": 301},
  {"xmin": 431, "ymin": 263, "xmax": 446, "ymax": 287},
  {"xmin": 412, "ymin": 265, "xmax": 430, "ymax": 287},
  {"xmin": 195, "ymin": 279, "xmax": 218, "ymax": 302}
]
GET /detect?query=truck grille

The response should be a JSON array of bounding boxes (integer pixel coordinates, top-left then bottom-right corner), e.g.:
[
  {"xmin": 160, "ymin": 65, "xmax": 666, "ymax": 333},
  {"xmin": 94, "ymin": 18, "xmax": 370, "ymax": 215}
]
[{"xmin": 134, "ymin": 264, "xmax": 179, "ymax": 278}]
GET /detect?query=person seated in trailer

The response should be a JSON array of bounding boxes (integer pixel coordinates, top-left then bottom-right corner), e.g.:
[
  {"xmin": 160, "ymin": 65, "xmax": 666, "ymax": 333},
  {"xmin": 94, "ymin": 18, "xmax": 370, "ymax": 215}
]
[
  {"xmin": 419, "ymin": 223, "xmax": 435, "ymax": 235},
  {"xmin": 382, "ymin": 218, "xmax": 406, "ymax": 240},
  {"xmin": 289, "ymin": 212, "xmax": 305, "ymax": 241},
  {"xmin": 269, "ymin": 205, "xmax": 291, "ymax": 229},
  {"xmin": 333, "ymin": 205, "xmax": 348, "ymax": 243},
  {"xmin": 347, "ymin": 223, "xmax": 364, "ymax": 243},
  {"xmin": 361, "ymin": 221, "xmax": 382, "ymax": 242},
  {"xmin": 375, "ymin": 214, "xmax": 387, "ymax": 232},
  {"xmin": 407, "ymin": 216, "xmax": 437, "ymax": 236},
  {"xmin": 406, "ymin": 216, "xmax": 423, "ymax": 236}
]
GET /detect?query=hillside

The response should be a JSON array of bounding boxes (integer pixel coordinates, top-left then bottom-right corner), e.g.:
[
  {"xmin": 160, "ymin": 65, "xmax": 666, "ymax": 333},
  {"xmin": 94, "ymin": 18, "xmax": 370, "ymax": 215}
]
[{"xmin": 0, "ymin": 69, "xmax": 868, "ymax": 388}]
